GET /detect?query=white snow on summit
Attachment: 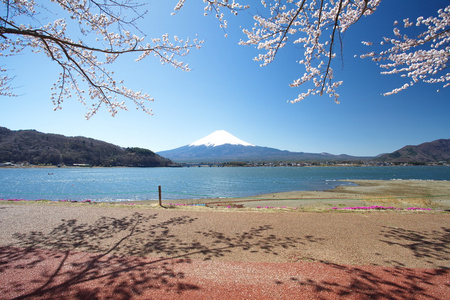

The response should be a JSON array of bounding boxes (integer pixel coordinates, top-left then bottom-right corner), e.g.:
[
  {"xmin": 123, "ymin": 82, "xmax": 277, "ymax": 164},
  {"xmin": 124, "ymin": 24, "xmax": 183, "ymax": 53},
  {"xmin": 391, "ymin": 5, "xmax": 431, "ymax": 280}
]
[{"xmin": 189, "ymin": 130, "xmax": 255, "ymax": 147}]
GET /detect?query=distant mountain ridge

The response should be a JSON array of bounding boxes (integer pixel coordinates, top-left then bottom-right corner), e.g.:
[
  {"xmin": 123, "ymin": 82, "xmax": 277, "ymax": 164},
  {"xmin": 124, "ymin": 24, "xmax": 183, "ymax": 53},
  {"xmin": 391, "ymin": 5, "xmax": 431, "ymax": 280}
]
[
  {"xmin": 0, "ymin": 127, "xmax": 175, "ymax": 167},
  {"xmin": 157, "ymin": 130, "xmax": 370, "ymax": 163},
  {"xmin": 2, "ymin": 127, "xmax": 447, "ymax": 166},
  {"xmin": 376, "ymin": 139, "xmax": 450, "ymax": 163}
]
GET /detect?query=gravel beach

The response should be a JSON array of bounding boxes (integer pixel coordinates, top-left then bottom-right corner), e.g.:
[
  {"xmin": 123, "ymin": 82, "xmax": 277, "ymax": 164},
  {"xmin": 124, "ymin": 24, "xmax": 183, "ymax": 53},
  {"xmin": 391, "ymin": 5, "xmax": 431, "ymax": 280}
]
[{"xmin": 0, "ymin": 180, "xmax": 449, "ymax": 299}]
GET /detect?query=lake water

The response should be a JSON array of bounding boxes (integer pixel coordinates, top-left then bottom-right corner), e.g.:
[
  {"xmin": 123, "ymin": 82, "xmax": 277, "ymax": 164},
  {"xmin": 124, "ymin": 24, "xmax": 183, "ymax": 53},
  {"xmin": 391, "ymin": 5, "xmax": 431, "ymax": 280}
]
[{"xmin": 0, "ymin": 166, "xmax": 449, "ymax": 202}]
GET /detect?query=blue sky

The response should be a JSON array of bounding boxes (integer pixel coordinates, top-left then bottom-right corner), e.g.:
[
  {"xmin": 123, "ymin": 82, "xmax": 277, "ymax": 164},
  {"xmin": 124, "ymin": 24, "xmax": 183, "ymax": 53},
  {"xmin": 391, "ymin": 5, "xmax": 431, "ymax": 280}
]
[{"xmin": 1, "ymin": 0, "xmax": 449, "ymax": 157}]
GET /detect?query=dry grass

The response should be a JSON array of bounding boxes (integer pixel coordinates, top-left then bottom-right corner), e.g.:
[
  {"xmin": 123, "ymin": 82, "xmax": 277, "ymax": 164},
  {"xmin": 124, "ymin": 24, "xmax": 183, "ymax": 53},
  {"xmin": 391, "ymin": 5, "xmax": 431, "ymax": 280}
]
[{"xmin": 361, "ymin": 194, "xmax": 437, "ymax": 208}]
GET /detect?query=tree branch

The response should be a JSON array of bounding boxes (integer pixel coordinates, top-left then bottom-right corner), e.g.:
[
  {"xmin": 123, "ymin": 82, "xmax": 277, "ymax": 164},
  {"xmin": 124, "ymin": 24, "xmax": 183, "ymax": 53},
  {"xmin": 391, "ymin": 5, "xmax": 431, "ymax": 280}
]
[
  {"xmin": 272, "ymin": 0, "xmax": 307, "ymax": 59},
  {"xmin": 0, "ymin": 26, "xmax": 150, "ymax": 55},
  {"xmin": 321, "ymin": 0, "xmax": 343, "ymax": 95}
]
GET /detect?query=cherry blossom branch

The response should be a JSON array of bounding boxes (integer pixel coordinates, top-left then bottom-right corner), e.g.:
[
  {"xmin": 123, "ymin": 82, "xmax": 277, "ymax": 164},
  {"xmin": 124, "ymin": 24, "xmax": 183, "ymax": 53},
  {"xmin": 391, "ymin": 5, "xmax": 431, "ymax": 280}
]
[
  {"xmin": 238, "ymin": 0, "xmax": 381, "ymax": 104},
  {"xmin": 1, "ymin": 0, "xmax": 203, "ymax": 118},
  {"xmin": 321, "ymin": 0, "xmax": 343, "ymax": 97},
  {"xmin": 361, "ymin": 5, "xmax": 450, "ymax": 95},
  {"xmin": 173, "ymin": 0, "xmax": 249, "ymax": 33},
  {"xmin": 273, "ymin": 1, "xmax": 306, "ymax": 59}
]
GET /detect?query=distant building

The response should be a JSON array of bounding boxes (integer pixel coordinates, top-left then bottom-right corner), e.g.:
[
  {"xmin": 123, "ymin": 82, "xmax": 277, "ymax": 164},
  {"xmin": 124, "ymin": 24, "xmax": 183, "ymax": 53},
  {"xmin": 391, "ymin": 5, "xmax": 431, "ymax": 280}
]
[{"xmin": 0, "ymin": 162, "xmax": 15, "ymax": 167}]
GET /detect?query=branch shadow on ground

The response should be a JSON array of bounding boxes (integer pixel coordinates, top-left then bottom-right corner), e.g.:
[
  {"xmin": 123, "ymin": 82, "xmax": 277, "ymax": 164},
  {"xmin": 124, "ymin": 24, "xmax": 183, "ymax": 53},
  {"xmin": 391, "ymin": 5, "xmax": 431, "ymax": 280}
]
[
  {"xmin": 280, "ymin": 226, "xmax": 450, "ymax": 299},
  {"xmin": 0, "ymin": 212, "xmax": 308, "ymax": 299},
  {"xmin": 380, "ymin": 226, "xmax": 450, "ymax": 268},
  {"xmin": 3, "ymin": 212, "xmax": 447, "ymax": 299},
  {"xmin": 285, "ymin": 263, "xmax": 448, "ymax": 300},
  {"xmin": 1, "ymin": 213, "xmax": 200, "ymax": 299},
  {"xmin": 274, "ymin": 225, "xmax": 447, "ymax": 299}
]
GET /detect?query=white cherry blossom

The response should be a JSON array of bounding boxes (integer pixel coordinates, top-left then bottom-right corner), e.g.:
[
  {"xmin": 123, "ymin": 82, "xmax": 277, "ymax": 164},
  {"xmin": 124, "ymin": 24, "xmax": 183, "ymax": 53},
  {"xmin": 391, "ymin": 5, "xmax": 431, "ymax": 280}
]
[
  {"xmin": 361, "ymin": 5, "xmax": 450, "ymax": 96},
  {"xmin": 2, "ymin": 1, "xmax": 448, "ymax": 117},
  {"xmin": 213, "ymin": 1, "xmax": 447, "ymax": 103},
  {"xmin": 238, "ymin": 0, "xmax": 382, "ymax": 103},
  {"xmin": 1, "ymin": 0, "xmax": 202, "ymax": 119}
]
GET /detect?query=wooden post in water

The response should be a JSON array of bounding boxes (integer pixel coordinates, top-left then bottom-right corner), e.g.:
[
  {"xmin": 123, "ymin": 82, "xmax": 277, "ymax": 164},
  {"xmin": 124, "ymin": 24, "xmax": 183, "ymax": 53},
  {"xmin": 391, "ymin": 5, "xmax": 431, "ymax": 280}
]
[{"xmin": 158, "ymin": 185, "xmax": 162, "ymax": 207}]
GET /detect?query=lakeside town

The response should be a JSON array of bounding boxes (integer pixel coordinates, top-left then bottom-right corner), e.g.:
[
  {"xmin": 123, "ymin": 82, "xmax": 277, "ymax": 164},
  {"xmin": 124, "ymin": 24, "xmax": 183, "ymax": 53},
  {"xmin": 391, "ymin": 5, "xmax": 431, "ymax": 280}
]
[{"xmin": 1, "ymin": 160, "xmax": 448, "ymax": 168}]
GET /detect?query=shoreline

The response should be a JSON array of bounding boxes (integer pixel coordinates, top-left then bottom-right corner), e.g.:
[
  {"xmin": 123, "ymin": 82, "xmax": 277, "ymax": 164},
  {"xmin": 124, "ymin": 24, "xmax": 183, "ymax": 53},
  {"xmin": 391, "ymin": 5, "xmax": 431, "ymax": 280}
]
[
  {"xmin": 2, "ymin": 163, "xmax": 449, "ymax": 168},
  {"xmin": 150, "ymin": 179, "xmax": 450, "ymax": 210},
  {"xmin": 3, "ymin": 179, "xmax": 449, "ymax": 211}
]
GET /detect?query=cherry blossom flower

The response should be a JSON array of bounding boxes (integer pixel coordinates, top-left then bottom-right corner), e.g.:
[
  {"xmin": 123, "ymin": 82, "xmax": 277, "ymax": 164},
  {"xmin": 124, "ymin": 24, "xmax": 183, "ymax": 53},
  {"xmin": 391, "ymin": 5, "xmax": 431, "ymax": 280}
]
[
  {"xmin": 238, "ymin": 0, "xmax": 382, "ymax": 103},
  {"xmin": 1, "ymin": 0, "xmax": 203, "ymax": 118},
  {"xmin": 223, "ymin": 1, "xmax": 447, "ymax": 102},
  {"xmin": 2, "ymin": 1, "xmax": 448, "ymax": 116},
  {"xmin": 361, "ymin": 5, "xmax": 450, "ymax": 96}
]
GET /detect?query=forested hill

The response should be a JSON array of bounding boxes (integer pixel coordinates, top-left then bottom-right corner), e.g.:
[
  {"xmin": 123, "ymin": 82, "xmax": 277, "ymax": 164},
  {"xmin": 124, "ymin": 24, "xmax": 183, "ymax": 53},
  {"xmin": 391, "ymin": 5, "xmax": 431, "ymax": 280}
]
[
  {"xmin": 376, "ymin": 139, "xmax": 450, "ymax": 164},
  {"xmin": 0, "ymin": 127, "xmax": 176, "ymax": 167}
]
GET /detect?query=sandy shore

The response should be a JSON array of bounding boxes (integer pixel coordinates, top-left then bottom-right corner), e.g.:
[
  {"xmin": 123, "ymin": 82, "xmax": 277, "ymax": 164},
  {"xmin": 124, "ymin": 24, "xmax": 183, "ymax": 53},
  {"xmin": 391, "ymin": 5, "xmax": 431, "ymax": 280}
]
[{"xmin": 0, "ymin": 180, "xmax": 449, "ymax": 299}]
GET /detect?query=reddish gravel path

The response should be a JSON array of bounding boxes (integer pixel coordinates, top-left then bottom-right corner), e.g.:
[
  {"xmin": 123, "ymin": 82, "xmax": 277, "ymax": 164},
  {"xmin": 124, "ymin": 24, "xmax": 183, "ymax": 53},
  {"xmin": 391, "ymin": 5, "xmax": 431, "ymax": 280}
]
[
  {"xmin": 0, "ymin": 247, "xmax": 448, "ymax": 300},
  {"xmin": 0, "ymin": 204, "xmax": 449, "ymax": 299}
]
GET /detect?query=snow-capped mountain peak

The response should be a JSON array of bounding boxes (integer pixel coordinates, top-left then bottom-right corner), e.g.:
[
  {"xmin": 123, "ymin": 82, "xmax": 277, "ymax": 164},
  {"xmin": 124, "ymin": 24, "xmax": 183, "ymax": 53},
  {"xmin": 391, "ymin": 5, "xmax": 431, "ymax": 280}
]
[{"xmin": 189, "ymin": 130, "xmax": 255, "ymax": 147}]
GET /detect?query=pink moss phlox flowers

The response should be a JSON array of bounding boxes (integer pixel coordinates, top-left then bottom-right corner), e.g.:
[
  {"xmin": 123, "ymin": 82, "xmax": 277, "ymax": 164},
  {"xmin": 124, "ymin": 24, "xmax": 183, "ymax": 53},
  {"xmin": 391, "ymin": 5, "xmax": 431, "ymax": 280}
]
[
  {"xmin": 331, "ymin": 206, "xmax": 433, "ymax": 211},
  {"xmin": 1, "ymin": 198, "xmax": 32, "ymax": 202},
  {"xmin": 256, "ymin": 206, "xmax": 298, "ymax": 210}
]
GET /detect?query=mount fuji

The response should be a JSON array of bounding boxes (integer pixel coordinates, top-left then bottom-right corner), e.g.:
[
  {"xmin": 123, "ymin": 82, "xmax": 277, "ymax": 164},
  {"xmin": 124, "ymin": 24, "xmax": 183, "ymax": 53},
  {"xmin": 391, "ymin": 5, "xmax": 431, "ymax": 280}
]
[
  {"xmin": 157, "ymin": 130, "xmax": 367, "ymax": 163},
  {"xmin": 188, "ymin": 130, "xmax": 255, "ymax": 147}
]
